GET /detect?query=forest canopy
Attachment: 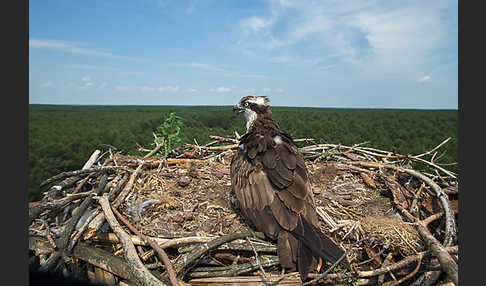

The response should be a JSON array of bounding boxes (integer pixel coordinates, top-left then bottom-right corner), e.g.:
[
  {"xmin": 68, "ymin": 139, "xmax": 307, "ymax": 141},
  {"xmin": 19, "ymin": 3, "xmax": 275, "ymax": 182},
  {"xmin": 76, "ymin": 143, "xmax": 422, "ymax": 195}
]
[{"xmin": 28, "ymin": 104, "xmax": 458, "ymax": 201}]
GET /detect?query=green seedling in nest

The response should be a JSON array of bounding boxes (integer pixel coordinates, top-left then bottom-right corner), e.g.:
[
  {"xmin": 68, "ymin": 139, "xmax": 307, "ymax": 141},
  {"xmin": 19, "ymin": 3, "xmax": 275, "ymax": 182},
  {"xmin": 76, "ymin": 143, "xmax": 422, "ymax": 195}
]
[{"xmin": 155, "ymin": 112, "xmax": 183, "ymax": 157}]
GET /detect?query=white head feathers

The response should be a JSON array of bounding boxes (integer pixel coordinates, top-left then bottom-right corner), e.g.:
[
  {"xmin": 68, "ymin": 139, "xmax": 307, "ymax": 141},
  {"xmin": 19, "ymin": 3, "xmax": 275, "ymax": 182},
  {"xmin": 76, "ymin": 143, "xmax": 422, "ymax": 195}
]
[
  {"xmin": 243, "ymin": 109, "xmax": 258, "ymax": 131},
  {"xmin": 246, "ymin": 96, "xmax": 269, "ymax": 106}
]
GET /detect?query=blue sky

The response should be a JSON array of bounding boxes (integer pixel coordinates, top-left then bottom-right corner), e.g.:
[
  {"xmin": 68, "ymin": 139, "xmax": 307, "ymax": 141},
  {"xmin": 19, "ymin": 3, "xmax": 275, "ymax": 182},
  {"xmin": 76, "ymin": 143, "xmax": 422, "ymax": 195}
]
[{"xmin": 29, "ymin": 0, "xmax": 458, "ymax": 109}]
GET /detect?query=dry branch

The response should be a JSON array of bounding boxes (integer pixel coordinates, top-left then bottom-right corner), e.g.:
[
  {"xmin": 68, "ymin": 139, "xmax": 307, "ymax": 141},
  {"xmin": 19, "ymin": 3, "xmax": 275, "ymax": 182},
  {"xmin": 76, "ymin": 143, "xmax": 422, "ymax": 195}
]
[
  {"xmin": 111, "ymin": 205, "xmax": 179, "ymax": 286},
  {"xmin": 172, "ymin": 232, "xmax": 262, "ymax": 275},
  {"xmin": 415, "ymin": 221, "xmax": 458, "ymax": 286},
  {"xmin": 97, "ymin": 193, "xmax": 167, "ymax": 286}
]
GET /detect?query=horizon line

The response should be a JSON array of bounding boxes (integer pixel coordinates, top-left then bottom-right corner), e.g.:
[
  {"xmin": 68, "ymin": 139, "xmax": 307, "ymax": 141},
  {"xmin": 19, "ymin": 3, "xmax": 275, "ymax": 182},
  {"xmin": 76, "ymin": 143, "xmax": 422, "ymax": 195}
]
[{"xmin": 28, "ymin": 103, "xmax": 458, "ymax": 111}]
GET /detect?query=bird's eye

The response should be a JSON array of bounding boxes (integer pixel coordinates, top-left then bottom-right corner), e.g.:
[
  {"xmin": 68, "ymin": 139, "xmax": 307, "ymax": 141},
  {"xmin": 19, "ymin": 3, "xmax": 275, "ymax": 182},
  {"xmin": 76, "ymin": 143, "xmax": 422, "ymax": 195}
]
[{"xmin": 244, "ymin": 102, "xmax": 249, "ymax": 107}]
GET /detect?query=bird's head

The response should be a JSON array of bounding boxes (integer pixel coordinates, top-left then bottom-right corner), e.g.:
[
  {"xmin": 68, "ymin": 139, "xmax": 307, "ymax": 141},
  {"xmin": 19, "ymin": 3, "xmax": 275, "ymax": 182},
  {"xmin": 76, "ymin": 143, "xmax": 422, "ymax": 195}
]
[{"xmin": 233, "ymin": 96, "xmax": 272, "ymax": 131}]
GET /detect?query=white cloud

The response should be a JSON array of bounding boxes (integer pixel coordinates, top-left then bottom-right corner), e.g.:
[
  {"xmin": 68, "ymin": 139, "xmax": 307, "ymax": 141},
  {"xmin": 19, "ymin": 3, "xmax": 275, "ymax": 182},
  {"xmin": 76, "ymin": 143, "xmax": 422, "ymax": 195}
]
[
  {"xmin": 115, "ymin": 86, "xmax": 132, "ymax": 92},
  {"xmin": 70, "ymin": 64, "xmax": 140, "ymax": 75},
  {"xmin": 115, "ymin": 85, "xmax": 180, "ymax": 93},
  {"xmin": 418, "ymin": 75, "xmax": 432, "ymax": 83},
  {"xmin": 187, "ymin": 88, "xmax": 199, "ymax": 93},
  {"xmin": 41, "ymin": 81, "xmax": 53, "ymax": 88},
  {"xmin": 170, "ymin": 62, "xmax": 266, "ymax": 79},
  {"xmin": 29, "ymin": 38, "xmax": 140, "ymax": 61},
  {"xmin": 81, "ymin": 75, "xmax": 92, "ymax": 82},
  {"xmin": 169, "ymin": 62, "xmax": 225, "ymax": 72},
  {"xmin": 240, "ymin": 73, "xmax": 266, "ymax": 79},
  {"xmin": 159, "ymin": 86, "xmax": 180, "ymax": 93},
  {"xmin": 240, "ymin": 16, "xmax": 273, "ymax": 35},
  {"xmin": 210, "ymin": 86, "xmax": 232, "ymax": 93},
  {"xmin": 236, "ymin": 1, "xmax": 456, "ymax": 75}
]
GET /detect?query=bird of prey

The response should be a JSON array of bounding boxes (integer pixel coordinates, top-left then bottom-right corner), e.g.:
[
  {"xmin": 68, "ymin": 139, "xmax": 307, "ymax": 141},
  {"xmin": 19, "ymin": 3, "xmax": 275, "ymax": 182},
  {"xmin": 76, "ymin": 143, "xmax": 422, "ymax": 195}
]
[{"xmin": 230, "ymin": 96, "xmax": 344, "ymax": 280}]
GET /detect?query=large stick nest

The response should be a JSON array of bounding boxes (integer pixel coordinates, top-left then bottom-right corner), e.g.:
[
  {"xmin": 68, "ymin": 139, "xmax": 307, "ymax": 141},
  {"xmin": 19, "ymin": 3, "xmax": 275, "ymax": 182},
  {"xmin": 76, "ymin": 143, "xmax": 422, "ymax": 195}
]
[{"xmin": 28, "ymin": 136, "xmax": 458, "ymax": 286}]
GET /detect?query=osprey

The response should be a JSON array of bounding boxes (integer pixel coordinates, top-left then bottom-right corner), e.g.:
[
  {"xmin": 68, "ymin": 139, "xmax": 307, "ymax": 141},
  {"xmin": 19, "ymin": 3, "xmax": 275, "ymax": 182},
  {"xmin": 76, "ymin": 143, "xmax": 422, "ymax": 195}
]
[{"xmin": 230, "ymin": 96, "xmax": 344, "ymax": 280}]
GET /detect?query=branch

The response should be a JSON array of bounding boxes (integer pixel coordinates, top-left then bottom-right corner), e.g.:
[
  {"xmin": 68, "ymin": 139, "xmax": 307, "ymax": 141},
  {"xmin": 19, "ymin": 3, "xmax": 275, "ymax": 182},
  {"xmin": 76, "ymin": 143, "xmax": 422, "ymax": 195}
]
[
  {"xmin": 415, "ymin": 220, "xmax": 458, "ymax": 286},
  {"xmin": 172, "ymin": 232, "xmax": 261, "ymax": 275},
  {"xmin": 97, "ymin": 193, "xmax": 167, "ymax": 286},
  {"xmin": 351, "ymin": 161, "xmax": 457, "ymax": 246},
  {"xmin": 84, "ymin": 164, "xmax": 142, "ymax": 240},
  {"xmin": 187, "ymin": 256, "xmax": 280, "ymax": 278},
  {"xmin": 111, "ymin": 205, "xmax": 179, "ymax": 286},
  {"xmin": 39, "ymin": 166, "xmax": 128, "ymax": 188}
]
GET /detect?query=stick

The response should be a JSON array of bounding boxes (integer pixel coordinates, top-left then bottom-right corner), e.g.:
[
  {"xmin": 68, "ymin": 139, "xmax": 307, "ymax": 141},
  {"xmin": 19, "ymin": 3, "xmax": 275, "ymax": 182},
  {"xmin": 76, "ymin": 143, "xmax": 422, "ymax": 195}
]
[
  {"xmin": 305, "ymin": 246, "xmax": 457, "ymax": 282},
  {"xmin": 97, "ymin": 193, "xmax": 167, "ymax": 286},
  {"xmin": 172, "ymin": 232, "xmax": 259, "ymax": 275},
  {"xmin": 300, "ymin": 143, "xmax": 457, "ymax": 178},
  {"xmin": 40, "ymin": 166, "xmax": 128, "ymax": 188},
  {"xmin": 38, "ymin": 174, "xmax": 108, "ymax": 272},
  {"xmin": 351, "ymin": 161, "xmax": 457, "ymax": 246},
  {"xmin": 29, "ymin": 190, "xmax": 95, "ymax": 226},
  {"xmin": 111, "ymin": 205, "xmax": 179, "ymax": 286},
  {"xmin": 82, "ymin": 150, "xmax": 102, "ymax": 169},
  {"xmin": 414, "ymin": 137, "xmax": 451, "ymax": 159},
  {"xmin": 382, "ymin": 253, "xmax": 423, "ymax": 286},
  {"xmin": 84, "ymin": 165, "xmax": 142, "ymax": 240},
  {"xmin": 209, "ymin": 135, "xmax": 239, "ymax": 144},
  {"xmin": 415, "ymin": 220, "xmax": 458, "ymax": 286},
  {"xmin": 246, "ymin": 236, "xmax": 268, "ymax": 279},
  {"xmin": 187, "ymin": 256, "xmax": 281, "ymax": 278},
  {"xmin": 143, "ymin": 136, "xmax": 163, "ymax": 158},
  {"xmin": 302, "ymin": 239, "xmax": 356, "ymax": 286}
]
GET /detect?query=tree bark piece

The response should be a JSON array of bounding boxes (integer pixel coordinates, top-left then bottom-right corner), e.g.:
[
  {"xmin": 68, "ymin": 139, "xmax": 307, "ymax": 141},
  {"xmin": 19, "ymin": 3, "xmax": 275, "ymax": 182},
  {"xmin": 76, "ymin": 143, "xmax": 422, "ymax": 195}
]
[
  {"xmin": 29, "ymin": 190, "xmax": 94, "ymax": 226},
  {"xmin": 111, "ymin": 205, "xmax": 179, "ymax": 286},
  {"xmin": 40, "ymin": 166, "xmax": 127, "ymax": 188},
  {"xmin": 73, "ymin": 242, "xmax": 134, "ymax": 281},
  {"xmin": 189, "ymin": 274, "xmax": 301, "ymax": 286},
  {"xmin": 415, "ymin": 221, "xmax": 458, "ymax": 286},
  {"xmin": 84, "ymin": 165, "xmax": 142, "ymax": 240},
  {"xmin": 188, "ymin": 256, "xmax": 280, "ymax": 278},
  {"xmin": 97, "ymin": 193, "xmax": 167, "ymax": 286},
  {"xmin": 172, "ymin": 232, "xmax": 258, "ymax": 275}
]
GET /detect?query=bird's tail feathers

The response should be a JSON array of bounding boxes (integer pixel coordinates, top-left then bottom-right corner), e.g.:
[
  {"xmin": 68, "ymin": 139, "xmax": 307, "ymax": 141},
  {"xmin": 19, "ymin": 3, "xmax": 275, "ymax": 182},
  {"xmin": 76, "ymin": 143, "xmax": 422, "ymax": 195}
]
[{"xmin": 291, "ymin": 218, "xmax": 346, "ymax": 280}]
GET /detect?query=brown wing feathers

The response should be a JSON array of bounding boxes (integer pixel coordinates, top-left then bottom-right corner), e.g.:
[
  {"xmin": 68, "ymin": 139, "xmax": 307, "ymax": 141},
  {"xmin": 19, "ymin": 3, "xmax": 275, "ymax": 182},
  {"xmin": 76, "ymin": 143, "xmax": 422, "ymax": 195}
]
[{"xmin": 231, "ymin": 129, "xmax": 344, "ymax": 280}]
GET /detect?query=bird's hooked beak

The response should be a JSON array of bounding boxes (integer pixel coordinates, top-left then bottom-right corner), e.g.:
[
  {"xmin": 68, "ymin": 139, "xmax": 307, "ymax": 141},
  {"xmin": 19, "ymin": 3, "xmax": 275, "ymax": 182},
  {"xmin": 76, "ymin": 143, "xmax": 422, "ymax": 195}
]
[{"xmin": 233, "ymin": 104, "xmax": 245, "ymax": 113}]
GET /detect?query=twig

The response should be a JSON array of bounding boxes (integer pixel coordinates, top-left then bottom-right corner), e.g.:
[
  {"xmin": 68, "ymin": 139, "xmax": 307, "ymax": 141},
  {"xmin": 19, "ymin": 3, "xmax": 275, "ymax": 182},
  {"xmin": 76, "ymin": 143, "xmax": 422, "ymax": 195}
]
[
  {"xmin": 415, "ymin": 219, "xmax": 458, "ymax": 286},
  {"xmin": 143, "ymin": 135, "xmax": 164, "ymax": 158},
  {"xmin": 378, "ymin": 253, "xmax": 394, "ymax": 284},
  {"xmin": 351, "ymin": 161, "xmax": 457, "ymax": 246},
  {"xmin": 38, "ymin": 194, "xmax": 95, "ymax": 272},
  {"xmin": 97, "ymin": 193, "xmax": 167, "ymax": 286},
  {"xmin": 111, "ymin": 205, "xmax": 179, "ymax": 286},
  {"xmin": 38, "ymin": 218, "xmax": 57, "ymax": 250},
  {"xmin": 246, "ymin": 236, "xmax": 268, "ymax": 279},
  {"xmin": 414, "ymin": 137, "xmax": 451, "ymax": 159},
  {"xmin": 382, "ymin": 253, "xmax": 423, "ymax": 286},
  {"xmin": 209, "ymin": 135, "xmax": 239, "ymax": 144},
  {"xmin": 29, "ymin": 190, "xmax": 95, "ymax": 226},
  {"xmin": 302, "ymin": 239, "xmax": 360, "ymax": 285},
  {"xmin": 410, "ymin": 183, "xmax": 425, "ymax": 217},
  {"xmin": 187, "ymin": 256, "xmax": 281, "ymax": 278},
  {"xmin": 172, "ymin": 231, "xmax": 261, "ymax": 275},
  {"xmin": 67, "ymin": 207, "xmax": 101, "ymax": 252},
  {"xmin": 82, "ymin": 150, "xmax": 102, "ymax": 169},
  {"xmin": 38, "ymin": 174, "xmax": 108, "ymax": 272},
  {"xmin": 112, "ymin": 164, "xmax": 143, "ymax": 208},
  {"xmin": 40, "ymin": 166, "xmax": 129, "ymax": 188}
]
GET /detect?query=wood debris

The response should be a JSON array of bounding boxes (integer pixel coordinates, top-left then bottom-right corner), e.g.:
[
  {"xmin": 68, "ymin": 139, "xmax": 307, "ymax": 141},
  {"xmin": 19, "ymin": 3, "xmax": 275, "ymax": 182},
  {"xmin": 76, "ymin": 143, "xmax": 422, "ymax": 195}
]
[{"xmin": 29, "ymin": 136, "xmax": 458, "ymax": 286}]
